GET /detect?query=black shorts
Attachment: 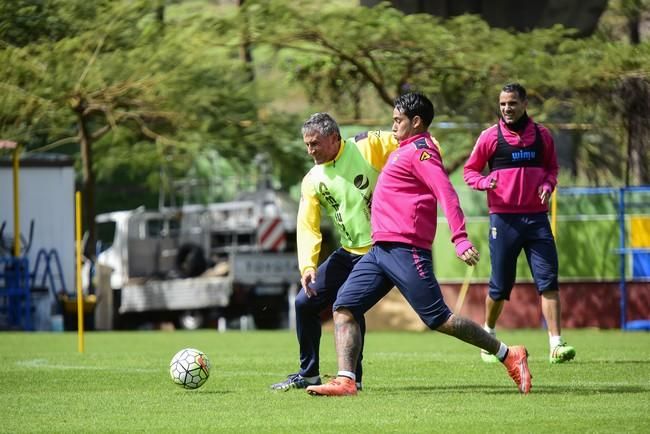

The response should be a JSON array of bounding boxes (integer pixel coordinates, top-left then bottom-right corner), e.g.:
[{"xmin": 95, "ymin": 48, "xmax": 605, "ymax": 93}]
[
  {"xmin": 488, "ymin": 213, "xmax": 559, "ymax": 300},
  {"xmin": 334, "ymin": 242, "xmax": 452, "ymax": 330}
]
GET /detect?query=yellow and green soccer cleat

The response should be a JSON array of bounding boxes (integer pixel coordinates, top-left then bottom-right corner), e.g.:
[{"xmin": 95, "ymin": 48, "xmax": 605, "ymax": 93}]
[{"xmin": 550, "ymin": 343, "xmax": 576, "ymax": 364}]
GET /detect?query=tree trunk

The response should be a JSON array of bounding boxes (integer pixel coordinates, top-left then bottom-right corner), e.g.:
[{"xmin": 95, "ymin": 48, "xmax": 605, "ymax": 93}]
[
  {"xmin": 237, "ymin": 0, "xmax": 255, "ymax": 81},
  {"xmin": 623, "ymin": 0, "xmax": 641, "ymax": 45},
  {"xmin": 620, "ymin": 76, "xmax": 650, "ymax": 185},
  {"xmin": 156, "ymin": 2, "xmax": 165, "ymax": 25},
  {"xmin": 77, "ymin": 112, "xmax": 97, "ymax": 261}
]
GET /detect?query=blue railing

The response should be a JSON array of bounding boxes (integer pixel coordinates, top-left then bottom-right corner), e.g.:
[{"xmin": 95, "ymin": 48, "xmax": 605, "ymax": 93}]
[
  {"xmin": 31, "ymin": 248, "xmax": 68, "ymax": 299},
  {"xmin": 0, "ymin": 256, "xmax": 32, "ymax": 330},
  {"xmin": 559, "ymin": 186, "xmax": 650, "ymax": 329}
]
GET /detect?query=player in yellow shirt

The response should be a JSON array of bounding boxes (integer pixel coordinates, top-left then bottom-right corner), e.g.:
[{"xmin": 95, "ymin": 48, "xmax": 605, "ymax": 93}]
[{"xmin": 271, "ymin": 112, "xmax": 397, "ymax": 391}]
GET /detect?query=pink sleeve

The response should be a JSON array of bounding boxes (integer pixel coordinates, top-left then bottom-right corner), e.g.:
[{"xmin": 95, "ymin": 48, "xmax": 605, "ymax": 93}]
[
  {"xmin": 463, "ymin": 129, "xmax": 496, "ymax": 190},
  {"xmin": 540, "ymin": 127, "xmax": 558, "ymax": 191},
  {"xmin": 454, "ymin": 239, "xmax": 475, "ymax": 257},
  {"xmin": 412, "ymin": 148, "xmax": 469, "ymax": 247}
]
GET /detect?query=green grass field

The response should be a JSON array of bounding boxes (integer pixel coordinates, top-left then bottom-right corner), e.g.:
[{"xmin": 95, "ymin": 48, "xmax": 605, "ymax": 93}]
[{"xmin": 1, "ymin": 329, "xmax": 649, "ymax": 433}]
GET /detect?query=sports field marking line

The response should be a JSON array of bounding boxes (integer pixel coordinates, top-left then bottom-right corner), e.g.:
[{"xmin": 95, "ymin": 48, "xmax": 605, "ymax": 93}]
[
  {"xmin": 16, "ymin": 359, "xmax": 150, "ymax": 372},
  {"xmin": 16, "ymin": 359, "xmax": 259, "ymax": 376}
]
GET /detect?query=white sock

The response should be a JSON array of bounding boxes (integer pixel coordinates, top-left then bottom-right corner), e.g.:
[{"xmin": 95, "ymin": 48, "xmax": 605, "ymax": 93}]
[
  {"xmin": 550, "ymin": 335, "xmax": 563, "ymax": 348},
  {"xmin": 484, "ymin": 324, "xmax": 496, "ymax": 336},
  {"xmin": 337, "ymin": 370, "xmax": 356, "ymax": 381},
  {"xmin": 496, "ymin": 343, "xmax": 508, "ymax": 361}
]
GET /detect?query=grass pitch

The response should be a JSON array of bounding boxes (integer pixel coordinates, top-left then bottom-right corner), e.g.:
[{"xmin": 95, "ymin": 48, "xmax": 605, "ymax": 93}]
[{"xmin": 1, "ymin": 329, "xmax": 649, "ymax": 433}]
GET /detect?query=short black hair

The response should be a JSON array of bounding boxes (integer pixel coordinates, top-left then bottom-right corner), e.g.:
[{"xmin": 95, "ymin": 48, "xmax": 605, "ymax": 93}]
[
  {"xmin": 502, "ymin": 83, "xmax": 527, "ymax": 100},
  {"xmin": 393, "ymin": 92, "xmax": 434, "ymax": 128},
  {"xmin": 301, "ymin": 112, "xmax": 341, "ymax": 139}
]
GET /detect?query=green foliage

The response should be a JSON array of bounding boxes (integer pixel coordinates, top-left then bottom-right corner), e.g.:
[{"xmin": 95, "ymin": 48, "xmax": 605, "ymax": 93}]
[
  {"xmin": 0, "ymin": 0, "xmax": 105, "ymax": 46},
  {"xmin": 2, "ymin": 0, "xmax": 649, "ymax": 217},
  {"xmin": 0, "ymin": 330, "xmax": 649, "ymax": 433},
  {"xmin": 596, "ymin": 0, "xmax": 650, "ymax": 42},
  {"xmin": 434, "ymin": 217, "xmax": 621, "ymax": 281},
  {"xmin": 0, "ymin": 0, "xmax": 307, "ymax": 217},
  {"xmin": 433, "ymin": 187, "xmax": 650, "ymax": 281},
  {"xmin": 240, "ymin": 0, "xmax": 650, "ymax": 185}
]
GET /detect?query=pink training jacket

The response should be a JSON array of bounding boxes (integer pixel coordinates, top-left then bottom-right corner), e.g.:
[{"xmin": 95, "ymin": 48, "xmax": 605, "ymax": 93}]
[
  {"xmin": 371, "ymin": 132, "xmax": 473, "ymax": 256},
  {"xmin": 464, "ymin": 117, "xmax": 558, "ymax": 214}
]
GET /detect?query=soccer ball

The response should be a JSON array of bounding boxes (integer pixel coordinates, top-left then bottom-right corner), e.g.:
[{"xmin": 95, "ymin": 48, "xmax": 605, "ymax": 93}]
[{"xmin": 169, "ymin": 348, "xmax": 210, "ymax": 389}]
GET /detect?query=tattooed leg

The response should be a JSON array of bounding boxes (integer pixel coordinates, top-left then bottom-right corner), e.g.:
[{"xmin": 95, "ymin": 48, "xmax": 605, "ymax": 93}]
[
  {"xmin": 436, "ymin": 313, "xmax": 501, "ymax": 354},
  {"xmin": 333, "ymin": 308, "xmax": 361, "ymax": 372}
]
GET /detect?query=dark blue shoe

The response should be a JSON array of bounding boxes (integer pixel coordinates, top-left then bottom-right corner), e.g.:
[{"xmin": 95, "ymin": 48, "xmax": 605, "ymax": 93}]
[{"xmin": 271, "ymin": 373, "xmax": 321, "ymax": 391}]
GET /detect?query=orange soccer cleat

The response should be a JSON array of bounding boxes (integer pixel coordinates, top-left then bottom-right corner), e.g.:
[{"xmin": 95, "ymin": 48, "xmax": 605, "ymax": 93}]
[
  {"xmin": 306, "ymin": 376, "xmax": 358, "ymax": 396},
  {"xmin": 503, "ymin": 346, "xmax": 532, "ymax": 394}
]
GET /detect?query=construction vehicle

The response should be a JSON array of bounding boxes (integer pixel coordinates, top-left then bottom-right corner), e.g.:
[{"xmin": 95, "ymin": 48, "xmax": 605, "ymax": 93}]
[{"xmin": 92, "ymin": 187, "xmax": 303, "ymax": 330}]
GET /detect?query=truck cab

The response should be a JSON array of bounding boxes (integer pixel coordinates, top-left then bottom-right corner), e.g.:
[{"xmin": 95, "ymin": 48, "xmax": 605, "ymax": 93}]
[{"xmin": 93, "ymin": 188, "xmax": 301, "ymax": 330}]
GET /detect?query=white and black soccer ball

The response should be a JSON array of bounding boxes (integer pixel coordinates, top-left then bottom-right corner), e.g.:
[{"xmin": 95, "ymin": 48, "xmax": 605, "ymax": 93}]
[{"xmin": 169, "ymin": 348, "xmax": 210, "ymax": 389}]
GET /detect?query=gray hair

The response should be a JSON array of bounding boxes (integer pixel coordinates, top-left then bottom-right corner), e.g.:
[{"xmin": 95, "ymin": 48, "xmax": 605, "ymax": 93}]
[{"xmin": 301, "ymin": 112, "xmax": 341, "ymax": 138}]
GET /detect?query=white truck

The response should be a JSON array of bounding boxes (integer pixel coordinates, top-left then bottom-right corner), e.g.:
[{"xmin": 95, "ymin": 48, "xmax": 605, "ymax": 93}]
[{"xmin": 92, "ymin": 188, "xmax": 305, "ymax": 329}]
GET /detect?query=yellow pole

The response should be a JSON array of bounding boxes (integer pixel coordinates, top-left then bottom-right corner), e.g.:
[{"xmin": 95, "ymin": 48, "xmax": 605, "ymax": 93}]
[
  {"xmin": 12, "ymin": 145, "xmax": 20, "ymax": 257},
  {"xmin": 551, "ymin": 189, "xmax": 558, "ymax": 238},
  {"xmin": 75, "ymin": 191, "xmax": 84, "ymax": 353},
  {"xmin": 454, "ymin": 265, "xmax": 475, "ymax": 314}
]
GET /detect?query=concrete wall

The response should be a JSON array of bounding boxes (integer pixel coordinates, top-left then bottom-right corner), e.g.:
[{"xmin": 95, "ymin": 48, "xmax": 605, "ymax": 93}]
[
  {"xmin": 363, "ymin": 281, "xmax": 650, "ymax": 331},
  {"xmin": 0, "ymin": 155, "xmax": 75, "ymax": 328}
]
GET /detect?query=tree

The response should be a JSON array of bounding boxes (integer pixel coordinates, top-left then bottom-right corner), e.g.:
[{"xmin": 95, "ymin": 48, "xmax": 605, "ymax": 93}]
[
  {"xmin": 597, "ymin": 0, "xmax": 650, "ymax": 44},
  {"xmin": 235, "ymin": 1, "xmax": 552, "ymax": 170},
  {"xmin": 237, "ymin": 0, "xmax": 650, "ymax": 182},
  {"xmin": 594, "ymin": 0, "xmax": 650, "ymax": 184},
  {"xmin": 0, "ymin": 0, "xmax": 304, "ymax": 258}
]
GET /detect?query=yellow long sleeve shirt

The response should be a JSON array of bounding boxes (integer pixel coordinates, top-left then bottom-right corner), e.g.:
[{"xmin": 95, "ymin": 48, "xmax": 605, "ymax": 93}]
[{"xmin": 297, "ymin": 130, "xmax": 397, "ymax": 275}]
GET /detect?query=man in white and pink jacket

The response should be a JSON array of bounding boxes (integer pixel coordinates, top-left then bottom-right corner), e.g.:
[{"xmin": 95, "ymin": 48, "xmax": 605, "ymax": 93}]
[{"xmin": 464, "ymin": 82, "xmax": 576, "ymax": 365}]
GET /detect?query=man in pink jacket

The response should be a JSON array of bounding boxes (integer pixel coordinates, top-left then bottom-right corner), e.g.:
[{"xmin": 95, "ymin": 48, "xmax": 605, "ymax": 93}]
[
  {"xmin": 464, "ymin": 83, "xmax": 576, "ymax": 364},
  {"xmin": 306, "ymin": 92, "xmax": 532, "ymax": 396}
]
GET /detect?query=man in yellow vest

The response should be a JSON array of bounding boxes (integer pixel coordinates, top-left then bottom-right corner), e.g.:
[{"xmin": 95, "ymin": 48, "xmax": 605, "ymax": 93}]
[{"xmin": 271, "ymin": 113, "xmax": 397, "ymax": 391}]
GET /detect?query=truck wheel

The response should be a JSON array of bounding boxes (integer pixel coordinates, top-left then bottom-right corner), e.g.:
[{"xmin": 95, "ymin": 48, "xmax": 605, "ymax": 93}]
[
  {"xmin": 175, "ymin": 243, "xmax": 207, "ymax": 277},
  {"xmin": 251, "ymin": 294, "xmax": 288, "ymax": 329},
  {"xmin": 178, "ymin": 310, "xmax": 204, "ymax": 330}
]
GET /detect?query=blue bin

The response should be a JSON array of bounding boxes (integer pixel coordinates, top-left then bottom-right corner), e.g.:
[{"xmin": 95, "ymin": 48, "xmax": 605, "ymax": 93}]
[{"xmin": 632, "ymin": 252, "xmax": 650, "ymax": 278}]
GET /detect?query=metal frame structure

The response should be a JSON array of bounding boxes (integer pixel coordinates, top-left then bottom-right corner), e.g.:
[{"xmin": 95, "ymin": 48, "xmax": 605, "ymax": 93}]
[{"xmin": 558, "ymin": 186, "xmax": 650, "ymax": 329}]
